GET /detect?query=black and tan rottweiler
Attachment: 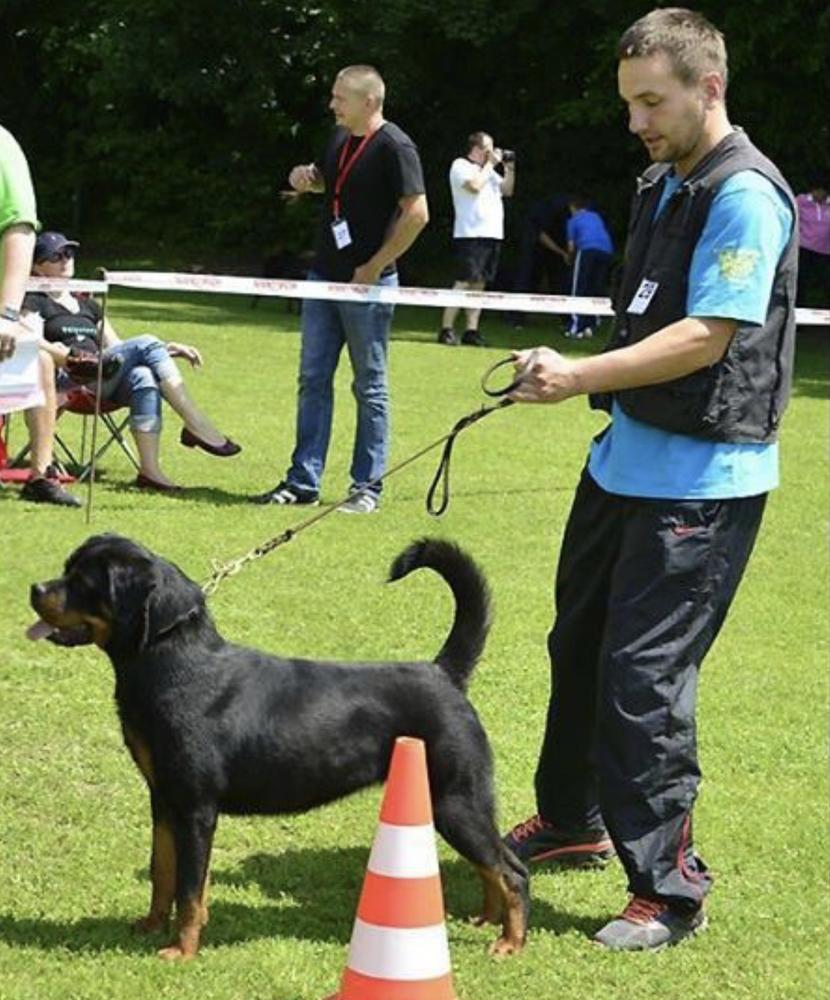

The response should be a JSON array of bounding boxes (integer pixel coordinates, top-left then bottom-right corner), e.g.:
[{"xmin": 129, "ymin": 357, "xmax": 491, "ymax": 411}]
[{"xmin": 28, "ymin": 534, "xmax": 529, "ymax": 960}]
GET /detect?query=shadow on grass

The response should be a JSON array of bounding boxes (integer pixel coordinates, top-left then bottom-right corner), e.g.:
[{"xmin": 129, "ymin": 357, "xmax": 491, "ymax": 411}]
[
  {"xmin": 107, "ymin": 482, "xmax": 255, "ymax": 505},
  {"xmin": 0, "ymin": 848, "xmax": 598, "ymax": 955},
  {"xmin": 102, "ymin": 481, "xmax": 568, "ymax": 508},
  {"xmin": 109, "ymin": 296, "xmax": 301, "ymax": 332}
]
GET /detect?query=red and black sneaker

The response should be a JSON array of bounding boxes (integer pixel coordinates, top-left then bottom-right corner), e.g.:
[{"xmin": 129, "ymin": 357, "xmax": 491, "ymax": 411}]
[{"xmin": 502, "ymin": 814, "xmax": 615, "ymax": 867}]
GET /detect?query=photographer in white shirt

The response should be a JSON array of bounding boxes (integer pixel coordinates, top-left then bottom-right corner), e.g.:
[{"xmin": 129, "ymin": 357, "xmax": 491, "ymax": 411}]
[{"xmin": 438, "ymin": 132, "xmax": 515, "ymax": 346}]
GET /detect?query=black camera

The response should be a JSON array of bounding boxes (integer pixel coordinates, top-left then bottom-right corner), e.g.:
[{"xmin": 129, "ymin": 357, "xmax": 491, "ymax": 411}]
[{"xmin": 501, "ymin": 149, "xmax": 516, "ymax": 163}]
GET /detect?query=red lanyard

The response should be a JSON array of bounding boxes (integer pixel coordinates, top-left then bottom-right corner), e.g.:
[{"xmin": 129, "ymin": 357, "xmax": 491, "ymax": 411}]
[{"xmin": 333, "ymin": 129, "xmax": 377, "ymax": 218}]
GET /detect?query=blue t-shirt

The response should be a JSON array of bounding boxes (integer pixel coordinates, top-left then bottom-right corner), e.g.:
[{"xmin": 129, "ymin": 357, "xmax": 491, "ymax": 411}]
[
  {"xmin": 588, "ymin": 168, "xmax": 793, "ymax": 499},
  {"xmin": 567, "ymin": 209, "xmax": 613, "ymax": 254}
]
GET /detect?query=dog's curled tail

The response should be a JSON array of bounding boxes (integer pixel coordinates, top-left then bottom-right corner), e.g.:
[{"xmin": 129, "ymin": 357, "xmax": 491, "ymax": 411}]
[{"xmin": 388, "ymin": 538, "xmax": 491, "ymax": 691}]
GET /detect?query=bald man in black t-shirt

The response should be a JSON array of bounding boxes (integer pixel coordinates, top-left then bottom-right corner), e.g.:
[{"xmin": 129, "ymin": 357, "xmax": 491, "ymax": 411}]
[{"xmin": 255, "ymin": 65, "xmax": 428, "ymax": 514}]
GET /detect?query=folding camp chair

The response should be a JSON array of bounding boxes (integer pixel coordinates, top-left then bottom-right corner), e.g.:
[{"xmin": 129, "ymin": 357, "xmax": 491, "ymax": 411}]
[
  {"xmin": 57, "ymin": 387, "xmax": 139, "ymax": 482},
  {"xmin": 6, "ymin": 387, "xmax": 139, "ymax": 482}
]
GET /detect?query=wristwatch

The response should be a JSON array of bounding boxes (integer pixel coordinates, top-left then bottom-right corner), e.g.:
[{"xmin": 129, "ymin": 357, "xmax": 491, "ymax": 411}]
[{"xmin": 1, "ymin": 305, "xmax": 21, "ymax": 322}]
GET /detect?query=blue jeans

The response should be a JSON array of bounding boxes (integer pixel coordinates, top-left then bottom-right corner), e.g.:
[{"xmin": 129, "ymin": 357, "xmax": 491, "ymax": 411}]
[
  {"xmin": 58, "ymin": 335, "xmax": 179, "ymax": 433},
  {"xmin": 286, "ymin": 271, "xmax": 397, "ymax": 496}
]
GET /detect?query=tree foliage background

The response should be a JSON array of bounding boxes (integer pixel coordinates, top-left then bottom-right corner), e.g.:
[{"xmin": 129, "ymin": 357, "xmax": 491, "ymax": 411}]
[{"xmin": 1, "ymin": 0, "xmax": 827, "ymax": 275}]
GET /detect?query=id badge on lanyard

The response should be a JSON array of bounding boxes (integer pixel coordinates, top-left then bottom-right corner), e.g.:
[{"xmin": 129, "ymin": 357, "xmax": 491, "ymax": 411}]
[
  {"xmin": 331, "ymin": 129, "xmax": 377, "ymax": 251},
  {"xmin": 331, "ymin": 218, "xmax": 352, "ymax": 249}
]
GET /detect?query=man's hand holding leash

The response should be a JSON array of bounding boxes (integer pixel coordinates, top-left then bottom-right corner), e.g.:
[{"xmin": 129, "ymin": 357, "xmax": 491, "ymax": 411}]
[{"xmin": 509, "ymin": 347, "xmax": 581, "ymax": 404}]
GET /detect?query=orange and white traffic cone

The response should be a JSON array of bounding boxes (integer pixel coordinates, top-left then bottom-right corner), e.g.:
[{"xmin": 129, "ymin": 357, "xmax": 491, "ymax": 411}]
[{"xmin": 324, "ymin": 736, "xmax": 456, "ymax": 1000}]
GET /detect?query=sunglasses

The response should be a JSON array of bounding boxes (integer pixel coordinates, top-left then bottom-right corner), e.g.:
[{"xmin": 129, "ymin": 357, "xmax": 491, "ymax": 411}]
[{"xmin": 40, "ymin": 247, "xmax": 76, "ymax": 263}]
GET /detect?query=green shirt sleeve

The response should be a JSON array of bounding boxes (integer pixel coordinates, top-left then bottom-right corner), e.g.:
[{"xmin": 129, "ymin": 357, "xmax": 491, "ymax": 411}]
[{"xmin": 0, "ymin": 126, "xmax": 39, "ymax": 234}]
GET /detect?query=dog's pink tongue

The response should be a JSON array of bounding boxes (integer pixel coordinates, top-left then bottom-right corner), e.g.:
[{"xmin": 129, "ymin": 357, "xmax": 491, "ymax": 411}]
[{"xmin": 26, "ymin": 619, "xmax": 55, "ymax": 641}]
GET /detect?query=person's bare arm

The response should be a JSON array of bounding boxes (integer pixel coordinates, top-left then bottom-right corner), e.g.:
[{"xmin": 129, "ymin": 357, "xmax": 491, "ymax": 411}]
[
  {"xmin": 510, "ymin": 317, "xmax": 737, "ymax": 404},
  {"xmin": 462, "ymin": 160, "xmax": 496, "ymax": 193},
  {"xmin": 100, "ymin": 316, "xmax": 122, "ymax": 348},
  {"xmin": 288, "ymin": 163, "xmax": 325, "ymax": 194},
  {"xmin": 0, "ymin": 224, "xmax": 36, "ymax": 360},
  {"xmin": 539, "ymin": 231, "xmax": 568, "ymax": 259},
  {"xmin": 352, "ymin": 194, "xmax": 429, "ymax": 284}
]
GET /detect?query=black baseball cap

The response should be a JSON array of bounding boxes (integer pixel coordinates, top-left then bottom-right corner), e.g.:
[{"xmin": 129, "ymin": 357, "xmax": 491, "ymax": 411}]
[{"xmin": 34, "ymin": 231, "xmax": 80, "ymax": 263}]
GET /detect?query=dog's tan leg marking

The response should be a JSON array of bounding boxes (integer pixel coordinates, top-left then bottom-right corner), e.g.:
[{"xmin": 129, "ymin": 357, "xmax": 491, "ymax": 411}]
[
  {"xmin": 158, "ymin": 898, "xmax": 202, "ymax": 961},
  {"xmin": 471, "ymin": 864, "xmax": 503, "ymax": 926},
  {"xmin": 123, "ymin": 729, "xmax": 177, "ymax": 935},
  {"xmin": 476, "ymin": 867, "xmax": 527, "ymax": 957},
  {"xmin": 124, "ymin": 728, "xmax": 155, "ymax": 788},
  {"xmin": 200, "ymin": 871, "xmax": 210, "ymax": 927},
  {"xmin": 158, "ymin": 827, "xmax": 214, "ymax": 960},
  {"xmin": 134, "ymin": 820, "xmax": 176, "ymax": 934}
]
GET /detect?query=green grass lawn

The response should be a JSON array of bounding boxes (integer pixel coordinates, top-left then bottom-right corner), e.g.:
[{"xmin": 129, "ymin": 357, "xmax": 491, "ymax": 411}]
[{"xmin": 1, "ymin": 292, "xmax": 827, "ymax": 1000}]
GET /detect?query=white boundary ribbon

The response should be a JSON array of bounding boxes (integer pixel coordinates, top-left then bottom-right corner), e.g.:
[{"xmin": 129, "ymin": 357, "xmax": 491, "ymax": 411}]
[
  {"xmin": 26, "ymin": 277, "xmax": 109, "ymax": 294},
  {"xmin": 104, "ymin": 269, "xmax": 616, "ymax": 316},
  {"xmin": 24, "ymin": 270, "xmax": 830, "ymax": 326}
]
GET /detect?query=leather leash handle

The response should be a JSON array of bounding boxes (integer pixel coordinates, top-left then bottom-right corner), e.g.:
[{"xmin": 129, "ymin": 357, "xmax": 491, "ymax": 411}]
[
  {"xmin": 425, "ymin": 399, "xmax": 513, "ymax": 517},
  {"xmin": 480, "ymin": 349, "xmax": 539, "ymax": 398}
]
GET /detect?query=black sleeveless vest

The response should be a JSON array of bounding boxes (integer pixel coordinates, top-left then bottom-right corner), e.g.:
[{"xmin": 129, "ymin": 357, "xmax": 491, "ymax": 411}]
[{"xmin": 592, "ymin": 130, "xmax": 797, "ymax": 443}]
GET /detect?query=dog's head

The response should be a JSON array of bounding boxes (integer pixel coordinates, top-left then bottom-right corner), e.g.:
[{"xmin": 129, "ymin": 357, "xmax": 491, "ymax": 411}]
[{"xmin": 28, "ymin": 533, "xmax": 207, "ymax": 652}]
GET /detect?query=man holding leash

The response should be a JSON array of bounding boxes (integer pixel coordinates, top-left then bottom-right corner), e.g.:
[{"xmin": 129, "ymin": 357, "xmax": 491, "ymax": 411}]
[
  {"xmin": 256, "ymin": 65, "xmax": 428, "ymax": 514},
  {"xmin": 503, "ymin": 8, "xmax": 797, "ymax": 950}
]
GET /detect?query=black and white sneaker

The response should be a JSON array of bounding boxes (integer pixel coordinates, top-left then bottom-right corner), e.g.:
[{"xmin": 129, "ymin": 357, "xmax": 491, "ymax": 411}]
[
  {"xmin": 438, "ymin": 327, "xmax": 459, "ymax": 346},
  {"xmin": 20, "ymin": 477, "xmax": 82, "ymax": 508},
  {"xmin": 338, "ymin": 490, "xmax": 379, "ymax": 514},
  {"xmin": 253, "ymin": 481, "xmax": 319, "ymax": 506}
]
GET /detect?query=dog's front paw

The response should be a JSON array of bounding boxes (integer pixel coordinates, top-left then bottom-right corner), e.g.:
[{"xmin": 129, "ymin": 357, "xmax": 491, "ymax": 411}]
[
  {"xmin": 157, "ymin": 944, "xmax": 196, "ymax": 962},
  {"xmin": 488, "ymin": 934, "xmax": 525, "ymax": 958}
]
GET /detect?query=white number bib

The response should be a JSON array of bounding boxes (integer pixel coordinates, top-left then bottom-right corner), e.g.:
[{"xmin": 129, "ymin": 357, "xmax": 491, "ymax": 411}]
[{"xmin": 627, "ymin": 278, "xmax": 659, "ymax": 315}]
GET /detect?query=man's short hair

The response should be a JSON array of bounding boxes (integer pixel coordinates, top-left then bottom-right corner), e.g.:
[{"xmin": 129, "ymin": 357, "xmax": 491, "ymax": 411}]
[
  {"xmin": 336, "ymin": 65, "xmax": 386, "ymax": 107},
  {"xmin": 466, "ymin": 131, "xmax": 492, "ymax": 154},
  {"xmin": 617, "ymin": 7, "xmax": 728, "ymax": 89}
]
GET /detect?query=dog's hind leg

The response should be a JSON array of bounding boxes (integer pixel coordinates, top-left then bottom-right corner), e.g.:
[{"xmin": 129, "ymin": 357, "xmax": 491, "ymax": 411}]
[
  {"xmin": 434, "ymin": 796, "xmax": 529, "ymax": 956},
  {"xmin": 133, "ymin": 801, "xmax": 176, "ymax": 934},
  {"xmin": 157, "ymin": 806, "xmax": 217, "ymax": 961}
]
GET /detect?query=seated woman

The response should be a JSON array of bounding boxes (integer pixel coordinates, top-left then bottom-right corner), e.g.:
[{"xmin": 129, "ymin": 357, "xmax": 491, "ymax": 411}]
[{"xmin": 23, "ymin": 231, "xmax": 240, "ymax": 490}]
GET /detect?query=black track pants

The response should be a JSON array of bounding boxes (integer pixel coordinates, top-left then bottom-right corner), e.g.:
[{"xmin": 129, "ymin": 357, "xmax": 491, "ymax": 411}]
[{"xmin": 534, "ymin": 469, "xmax": 766, "ymax": 910}]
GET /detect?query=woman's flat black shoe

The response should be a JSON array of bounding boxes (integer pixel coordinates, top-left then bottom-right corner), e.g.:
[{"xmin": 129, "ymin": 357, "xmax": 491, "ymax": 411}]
[
  {"xmin": 135, "ymin": 474, "xmax": 180, "ymax": 492},
  {"xmin": 180, "ymin": 427, "xmax": 241, "ymax": 457}
]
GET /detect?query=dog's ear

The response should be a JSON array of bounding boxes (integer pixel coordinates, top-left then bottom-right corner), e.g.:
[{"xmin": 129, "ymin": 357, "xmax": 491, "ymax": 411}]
[
  {"xmin": 141, "ymin": 558, "xmax": 205, "ymax": 648},
  {"xmin": 105, "ymin": 554, "xmax": 158, "ymax": 648},
  {"xmin": 95, "ymin": 541, "xmax": 205, "ymax": 651}
]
